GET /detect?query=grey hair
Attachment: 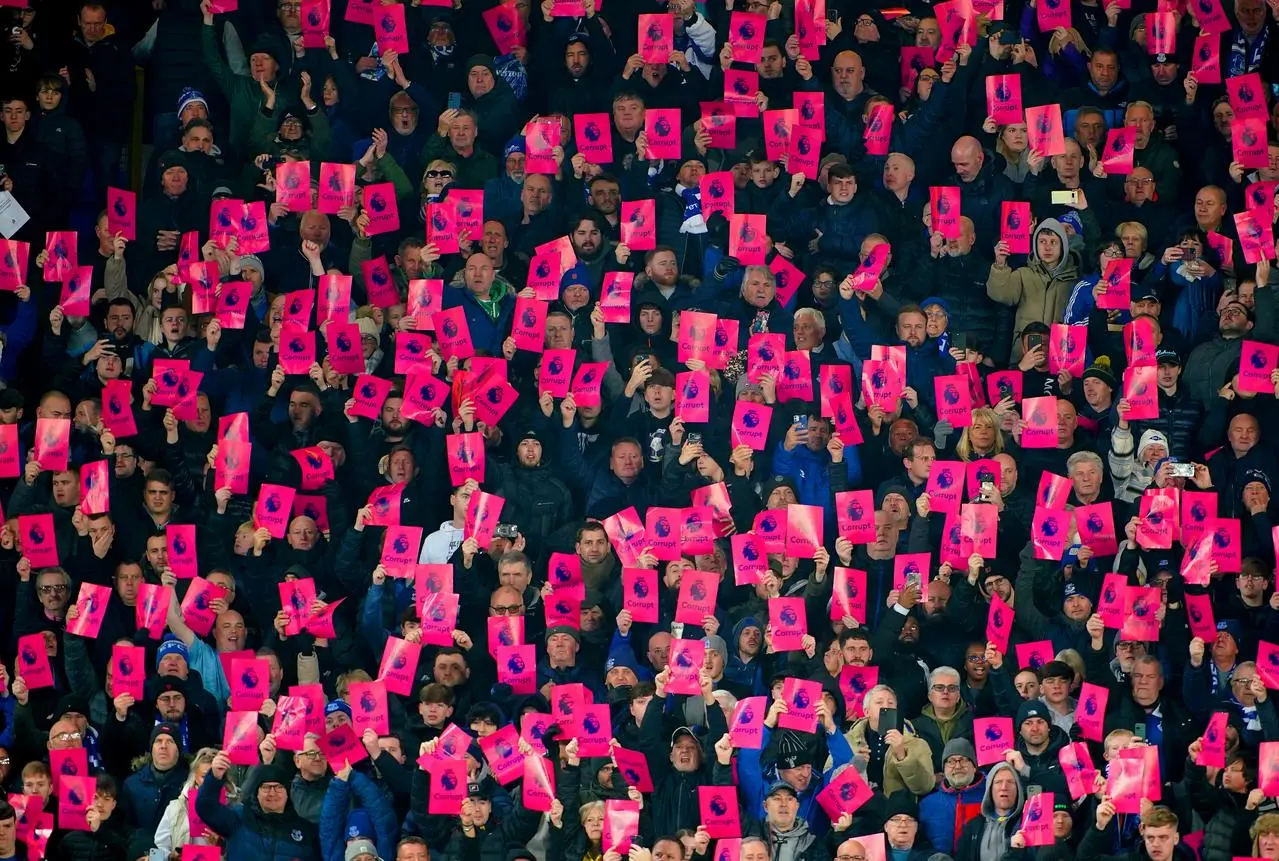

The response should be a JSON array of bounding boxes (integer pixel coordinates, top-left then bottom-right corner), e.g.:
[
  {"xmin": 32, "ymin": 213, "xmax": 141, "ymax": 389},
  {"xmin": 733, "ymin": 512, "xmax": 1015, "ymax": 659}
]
[
  {"xmin": 862, "ymin": 683, "xmax": 897, "ymax": 713},
  {"xmin": 929, "ymin": 666, "xmax": 961, "ymax": 686},
  {"xmin": 1066, "ymin": 450, "xmax": 1103, "ymax": 475},
  {"xmin": 741, "ymin": 265, "xmax": 775, "ymax": 288},
  {"xmin": 794, "ymin": 307, "xmax": 827, "ymax": 334}
]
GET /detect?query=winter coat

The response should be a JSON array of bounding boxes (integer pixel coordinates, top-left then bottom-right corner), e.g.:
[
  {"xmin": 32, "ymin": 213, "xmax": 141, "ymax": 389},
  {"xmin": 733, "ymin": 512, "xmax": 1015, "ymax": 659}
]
[
  {"xmin": 919, "ymin": 773, "xmax": 988, "ymax": 856},
  {"xmin": 844, "ymin": 718, "xmax": 935, "ymax": 797},
  {"xmin": 318, "ymin": 770, "xmax": 398, "ymax": 861},
  {"xmin": 121, "ymin": 760, "xmax": 190, "ymax": 835},
  {"xmin": 196, "ymin": 773, "xmax": 322, "ymax": 861},
  {"xmin": 913, "ymin": 703, "xmax": 976, "ymax": 773},
  {"xmin": 987, "ymin": 218, "xmax": 1083, "ymax": 361}
]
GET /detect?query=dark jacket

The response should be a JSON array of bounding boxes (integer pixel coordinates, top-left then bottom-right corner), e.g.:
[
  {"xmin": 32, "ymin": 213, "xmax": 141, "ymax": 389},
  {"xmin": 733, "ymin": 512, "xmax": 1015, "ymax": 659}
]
[{"xmin": 196, "ymin": 772, "xmax": 323, "ymax": 861}]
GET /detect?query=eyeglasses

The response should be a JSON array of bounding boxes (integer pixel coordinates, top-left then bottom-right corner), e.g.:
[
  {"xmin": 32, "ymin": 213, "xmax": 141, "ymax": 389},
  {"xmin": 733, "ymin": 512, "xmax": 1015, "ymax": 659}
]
[
  {"xmin": 391, "ymin": 107, "xmax": 419, "ymax": 116},
  {"xmin": 944, "ymin": 756, "xmax": 972, "ymax": 767},
  {"xmin": 38, "ymin": 585, "xmax": 68, "ymax": 595},
  {"xmin": 51, "ymin": 732, "xmax": 82, "ymax": 743},
  {"xmin": 1126, "ymin": 178, "xmax": 1155, "ymax": 187},
  {"xmin": 931, "ymin": 684, "xmax": 960, "ymax": 693},
  {"xmin": 1240, "ymin": 572, "xmax": 1268, "ymax": 580},
  {"xmin": 260, "ymin": 782, "xmax": 288, "ymax": 791},
  {"xmin": 1233, "ymin": 677, "xmax": 1256, "ymax": 686},
  {"xmin": 0, "ymin": 758, "xmax": 11, "ymax": 766},
  {"xmin": 425, "ymin": 170, "xmax": 454, "ymax": 178},
  {"xmin": 1115, "ymin": 641, "xmax": 1140, "ymax": 649},
  {"xmin": 837, "ymin": 855, "xmax": 868, "ymax": 861},
  {"xmin": 490, "ymin": 604, "xmax": 523, "ymax": 615},
  {"xmin": 296, "ymin": 750, "xmax": 323, "ymax": 760},
  {"xmin": 966, "ymin": 655, "xmax": 986, "ymax": 663}
]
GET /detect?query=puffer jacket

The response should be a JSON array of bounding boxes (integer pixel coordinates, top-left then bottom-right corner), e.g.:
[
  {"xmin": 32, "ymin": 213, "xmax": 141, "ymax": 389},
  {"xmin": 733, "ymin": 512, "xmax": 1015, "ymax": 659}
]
[
  {"xmin": 986, "ymin": 218, "xmax": 1082, "ymax": 361},
  {"xmin": 844, "ymin": 718, "xmax": 936, "ymax": 797},
  {"xmin": 912, "ymin": 250, "xmax": 1013, "ymax": 365},
  {"xmin": 490, "ymin": 459, "xmax": 574, "ymax": 558},
  {"xmin": 919, "ymin": 772, "xmax": 987, "ymax": 856},
  {"xmin": 956, "ymin": 762, "xmax": 1025, "ymax": 861},
  {"xmin": 196, "ymin": 774, "xmax": 322, "ymax": 861},
  {"xmin": 121, "ymin": 759, "xmax": 190, "ymax": 835}
]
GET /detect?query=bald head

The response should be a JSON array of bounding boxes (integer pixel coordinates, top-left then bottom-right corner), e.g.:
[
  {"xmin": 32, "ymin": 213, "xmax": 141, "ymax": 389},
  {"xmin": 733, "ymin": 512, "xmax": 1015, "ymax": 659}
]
[
  {"xmin": 952, "ymin": 137, "xmax": 984, "ymax": 181},
  {"xmin": 831, "ymin": 50, "xmax": 866, "ymax": 99}
]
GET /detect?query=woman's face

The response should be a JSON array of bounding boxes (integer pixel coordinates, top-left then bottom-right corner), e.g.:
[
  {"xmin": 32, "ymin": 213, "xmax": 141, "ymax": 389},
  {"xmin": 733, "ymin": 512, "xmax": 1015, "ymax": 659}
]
[
  {"xmin": 1179, "ymin": 237, "xmax": 1204, "ymax": 256},
  {"xmin": 1258, "ymin": 832, "xmax": 1279, "ymax": 859},
  {"xmin": 193, "ymin": 762, "xmax": 210, "ymax": 789},
  {"xmin": 1002, "ymin": 124, "xmax": 1029, "ymax": 153},
  {"xmin": 583, "ymin": 808, "xmax": 604, "ymax": 842},
  {"xmin": 969, "ymin": 418, "xmax": 996, "ymax": 449},
  {"xmin": 424, "ymin": 161, "xmax": 453, "ymax": 195},
  {"xmin": 323, "ymin": 76, "xmax": 338, "ymax": 108}
]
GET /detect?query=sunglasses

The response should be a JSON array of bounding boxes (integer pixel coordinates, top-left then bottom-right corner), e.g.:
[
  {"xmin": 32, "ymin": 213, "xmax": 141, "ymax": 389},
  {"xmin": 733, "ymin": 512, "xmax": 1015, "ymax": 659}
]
[{"xmin": 426, "ymin": 170, "xmax": 453, "ymax": 179}]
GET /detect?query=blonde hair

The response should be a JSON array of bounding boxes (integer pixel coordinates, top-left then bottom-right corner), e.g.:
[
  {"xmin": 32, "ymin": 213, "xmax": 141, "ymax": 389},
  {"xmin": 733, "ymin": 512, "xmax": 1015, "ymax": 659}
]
[
  {"xmin": 336, "ymin": 669, "xmax": 372, "ymax": 699},
  {"xmin": 955, "ymin": 407, "xmax": 1005, "ymax": 461},
  {"xmin": 1251, "ymin": 812, "xmax": 1279, "ymax": 847},
  {"xmin": 996, "ymin": 124, "xmax": 1029, "ymax": 164}
]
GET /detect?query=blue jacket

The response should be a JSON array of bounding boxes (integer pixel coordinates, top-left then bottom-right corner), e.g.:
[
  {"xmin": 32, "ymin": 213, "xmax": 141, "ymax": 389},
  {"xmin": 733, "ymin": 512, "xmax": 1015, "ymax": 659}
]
[
  {"xmin": 442, "ymin": 283, "xmax": 515, "ymax": 358},
  {"xmin": 318, "ymin": 771, "xmax": 398, "ymax": 861},
  {"xmin": 197, "ymin": 773, "xmax": 322, "ymax": 861},
  {"xmin": 918, "ymin": 774, "xmax": 987, "ymax": 856},
  {"xmin": 737, "ymin": 725, "xmax": 854, "ymax": 837},
  {"xmin": 0, "ymin": 294, "xmax": 37, "ymax": 385},
  {"xmin": 772, "ymin": 441, "xmax": 862, "ymax": 521}
]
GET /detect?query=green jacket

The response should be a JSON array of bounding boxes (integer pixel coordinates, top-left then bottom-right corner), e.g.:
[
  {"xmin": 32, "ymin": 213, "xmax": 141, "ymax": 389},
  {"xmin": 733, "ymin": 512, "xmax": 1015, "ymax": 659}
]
[{"xmin": 201, "ymin": 24, "xmax": 299, "ymax": 158}]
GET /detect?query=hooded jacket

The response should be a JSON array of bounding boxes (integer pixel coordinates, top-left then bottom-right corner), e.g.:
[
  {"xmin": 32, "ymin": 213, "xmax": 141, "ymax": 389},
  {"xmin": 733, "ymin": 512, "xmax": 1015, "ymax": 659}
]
[
  {"xmin": 724, "ymin": 617, "xmax": 764, "ymax": 696},
  {"xmin": 956, "ymin": 762, "xmax": 1026, "ymax": 861},
  {"xmin": 987, "ymin": 218, "xmax": 1083, "ymax": 361}
]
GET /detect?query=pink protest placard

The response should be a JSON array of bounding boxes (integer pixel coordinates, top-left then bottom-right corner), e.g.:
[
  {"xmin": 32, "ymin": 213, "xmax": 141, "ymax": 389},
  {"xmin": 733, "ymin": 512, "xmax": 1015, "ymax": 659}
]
[
  {"xmin": 832, "ymin": 567, "xmax": 868, "ymax": 625},
  {"xmin": 769, "ymin": 597, "xmax": 807, "ymax": 651},
  {"xmin": 603, "ymin": 507, "xmax": 646, "ymax": 566},
  {"xmin": 986, "ymin": 75, "xmax": 1023, "ymax": 124},
  {"xmin": 1236, "ymin": 209, "xmax": 1276, "ymax": 264},
  {"xmin": 377, "ymin": 636, "xmax": 421, "ymax": 696},
  {"xmin": 816, "ymin": 763, "xmax": 874, "ymax": 819},
  {"xmin": 79, "ymin": 459, "xmax": 110, "ymax": 515},
  {"xmin": 612, "ymin": 746, "xmax": 655, "ymax": 792},
  {"xmin": 729, "ymin": 11, "xmax": 767, "ymax": 62},
  {"xmin": 43, "ymin": 231, "xmax": 77, "ymax": 282},
  {"xmin": 732, "ymin": 534, "xmax": 768, "ymax": 585},
  {"xmin": 318, "ymin": 723, "xmax": 369, "ymax": 768},
  {"xmin": 1015, "ymin": 640, "xmax": 1055, "ymax": 671},
  {"xmin": 180, "ymin": 577, "xmax": 225, "ymax": 637},
  {"xmin": 836, "ymin": 490, "xmax": 876, "ymax": 544},
  {"xmin": 136, "ymin": 583, "xmax": 172, "ymax": 639},
  {"xmin": 927, "ymin": 461, "xmax": 965, "ymax": 514},
  {"xmin": 667, "ymin": 639, "xmax": 705, "ymax": 696},
  {"xmin": 1137, "ymin": 488, "xmax": 1179, "ymax": 549},
  {"xmin": 1048, "ymin": 323, "xmax": 1086, "ymax": 377},
  {"xmin": 1060, "ymin": 742, "xmax": 1097, "ymax": 799},
  {"xmin": 106, "ymin": 187, "xmax": 137, "ymax": 240},
  {"xmin": 930, "ymin": 186, "xmax": 961, "ymax": 239},
  {"xmin": 574, "ymin": 113, "xmax": 613, "ymax": 164},
  {"xmin": 935, "ymin": 374, "xmax": 974, "ymax": 428},
  {"xmin": 349, "ymin": 680, "xmax": 390, "ymax": 737},
  {"xmin": 482, "ymin": 2, "xmax": 525, "ymax": 53},
  {"xmin": 785, "ymin": 503, "xmax": 822, "ymax": 559},
  {"xmin": 644, "ymin": 109, "xmax": 682, "ymax": 160},
  {"xmin": 1229, "ymin": 73, "xmax": 1268, "ymax": 120},
  {"xmin": 777, "ymin": 677, "xmax": 820, "ymax": 732},
  {"xmin": 1107, "ymin": 750, "xmax": 1145, "ymax": 814},
  {"xmin": 600, "ymin": 272, "xmax": 632, "ymax": 323},
  {"xmin": 621, "ymin": 567, "xmax": 659, "ymax": 623},
  {"xmin": 863, "ymin": 102, "xmax": 893, "ymax": 156},
  {"xmin": 523, "ymin": 755, "xmax": 556, "ymax": 812},
  {"xmin": 1197, "ymin": 711, "xmax": 1229, "ymax": 768},
  {"xmin": 362, "ymin": 182, "xmax": 400, "ymax": 235},
  {"xmin": 1193, "ymin": 33, "xmax": 1222, "ymax": 83},
  {"xmin": 639, "ymin": 13, "xmax": 674, "ymax": 62},
  {"xmin": 840, "ymin": 665, "xmax": 878, "ymax": 719},
  {"xmin": 111, "ymin": 644, "xmax": 146, "ymax": 700},
  {"xmin": 1000, "ymin": 201, "xmax": 1031, "ymax": 254},
  {"xmin": 729, "ymin": 214, "xmax": 768, "ymax": 264},
  {"xmin": 1074, "ymin": 502, "xmax": 1118, "ymax": 555},
  {"xmin": 318, "ymin": 162, "xmax": 356, "ymax": 214},
  {"xmin": 620, "ymin": 199, "xmax": 656, "ymax": 251},
  {"xmin": 1239, "ymin": 340, "xmax": 1279, "ymax": 393},
  {"xmin": 33, "ymin": 416, "xmax": 70, "ymax": 471},
  {"xmin": 66, "ymin": 582, "xmax": 110, "ymax": 639},
  {"xmin": 1026, "ymin": 104, "xmax": 1066, "ymax": 156},
  {"xmin": 1031, "ymin": 506, "xmax": 1072, "ymax": 560},
  {"xmin": 222, "ymin": 710, "xmax": 260, "ymax": 765},
  {"xmin": 753, "ymin": 507, "xmax": 789, "ymax": 555},
  {"xmin": 1185, "ymin": 592, "xmax": 1218, "ymax": 642},
  {"xmin": 1234, "ymin": 118, "xmax": 1269, "ymax": 170},
  {"xmin": 1021, "ymin": 396, "xmax": 1058, "ymax": 448},
  {"xmin": 699, "ymin": 785, "xmax": 742, "ymax": 838},
  {"xmin": 253, "ymin": 484, "xmax": 296, "ymax": 539},
  {"xmin": 1098, "ymin": 257, "xmax": 1133, "ymax": 309},
  {"xmin": 730, "ymin": 696, "xmax": 767, "ymax": 749},
  {"xmin": 1101, "ymin": 127, "xmax": 1136, "ymax": 174},
  {"xmin": 987, "ymin": 370, "xmax": 1022, "ymax": 405},
  {"xmin": 18, "ymin": 513, "xmax": 58, "ymax": 568},
  {"xmin": 986, "ymin": 593, "xmax": 1014, "ymax": 652},
  {"xmin": 974, "ymin": 717, "xmax": 1013, "ymax": 765},
  {"xmin": 1022, "ymin": 792, "xmax": 1055, "ymax": 846}
]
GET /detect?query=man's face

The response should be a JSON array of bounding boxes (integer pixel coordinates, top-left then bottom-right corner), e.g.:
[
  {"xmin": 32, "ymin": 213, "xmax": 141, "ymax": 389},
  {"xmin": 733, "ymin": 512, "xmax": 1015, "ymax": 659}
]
[
  {"xmin": 758, "ymin": 46, "xmax": 785, "ymax": 79},
  {"xmin": 36, "ymin": 86, "xmax": 62, "ymax": 112},
  {"xmin": 468, "ymin": 65, "xmax": 495, "ymax": 97},
  {"xmin": 546, "ymin": 632, "xmax": 578, "ymax": 664},
  {"xmin": 1089, "ymin": 53, "xmax": 1119, "ymax": 89},
  {"xmin": 589, "ymin": 181, "xmax": 620, "ymax": 215},
  {"xmin": 842, "ymin": 637, "xmax": 871, "ymax": 667},
  {"xmin": 742, "ymin": 270, "xmax": 775, "ymax": 308},
  {"xmin": 613, "ymin": 98, "xmax": 644, "ymax": 134},
  {"xmin": 1074, "ymin": 113, "xmax": 1105, "ymax": 147},
  {"xmin": 2, "ymin": 101, "xmax": 29, "ymax": 135},
  {"xmin": 882, "ymin": 155, "xmax": 914, "ymax": 191},
  {"xmin": 545, "ymin": 314, "xmax": 573, "ymax": 349},
  {"xmin": 1126, "ymin": 107, "xmax": 1156, "ymax": 148},
  {"xmin": 648, "ymin": 633, "xmax": 671, "ymax": 668},
  {"xmin": 50, "ymin": 471, "xmax": 77, "ymax": 507},
  {"xmin": 566, "ymin": 42, "xmax": 590, "ymax": 76},
  {"xmin": 156, "ymin": 690, "xmax": 185, "ymax": 721},
  {"xmin": 1071, "ymin": 459, "xmax": 1103, "ymax": 500},
  {"xmin": 214, "ymin": 612, "xmax": 246, "ymax": 651},
  {"xmin": 991, "ymin": 771, "xmax": 1019, "ymax": 810},
  {"xmin": 79, "ymin": 6, "xmax": 107, "ymax": 43},
  {"xmin": 449, "ymin": 116, "xmax": 478, "ymax": 150},
  {"xmin": 36, "ymin": 573, "xmax": 69, "ymax": 613},
  {"xmin": 638, "ymin": 307, "xmax": 662, "ymax": 334},
  {"xmin": 104, "ymin": 304, "xmax": 135, "ymax": 340},
  {"xmin": 885, "ymin": 816, "xmax": 918, "ymax": 850},
  {"xmin": 398, "ymin": 843, "xmax": 430, "ymax": 861},
  {"xmin": 521, "ymin": 176, "xmax": 552, "ymax": 214},
  {"xmin": 966, "ymin": 647, "xmax": 988, "ymax": 681},
  {"xmin": 1230, "ymin": 415, "xmax": 1260, "ymax": 454},
  {"xmin": 1125, "ymin": 170, "xmax": 1155, "ymax": 203},
  {"xmin": 161, "ymin": 166, "xmax": 188, "ymax": 197},
  {"xmin": 610, "ymin": 442, "xmax": 642, "ymax": 481},
  {"xmin": 1195, "ymin": 189, "xmax": 1227, "ymax": 226},
  {"xmin": 952, "ymin": 146, "xmax": 981, "ymax": 181},
  {"xmin": 466, "ymin": 254, "xmax": 496, "ymax": 295},
  {"xmin": 1144, "ymin": 825, "xmax": 1179, "ymax": 861},
  {"xmin": 144, "ymin": 480, "xmax": 174, "ymax": 516},
  {"xmin": 897, "ymin": 311, "xmax": 926, "ymax": 347},
  {"xmin": 831, "ymin": 52, "xmax": 865, "ymax": 98},
  {"xmin": 671, "ymin": 735, "xmax": 701, "ymax": 771},
  {"xmin": 1131, "ymin": 661, "xmax": 1163, "ymax": 704},
  {"xmin": 183, "ymin": 124, "xmax": 214, "ymax": 154},
  {"xmin": 571, "ymin": 220, "xmax": 602, "ymax": 256},
  {"xmin": 646, "ymin": 251, "xmax": 679, "ymax": 288},
  {"xmin": 434, "ymin": 653, "xmax": 468, "ymax": 686},
  {"xmin": 829, "ymin": 173, "xmax": 856, "ymax": 203},
  {"xmin": 115, "ymin": 563, "xmax": 143, "ymax": 605},
  {"xmin": 1151, "ymin": 59, "xmax": 1179, "ymax": 85},
  {"xmin": 793, "ymin": 314, "xmax": 822, "ymax": 349}
]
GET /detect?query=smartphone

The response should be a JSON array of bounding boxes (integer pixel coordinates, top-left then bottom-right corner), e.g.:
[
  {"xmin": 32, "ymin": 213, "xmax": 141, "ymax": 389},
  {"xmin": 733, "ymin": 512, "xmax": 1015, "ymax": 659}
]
[
  {"xmin": 1134, "ymin": 723, "xmax": 1147, "ymax": 741},
  {"xmin": 980, "ymin": 480, "xmax": 995, "ymax": 499},
  {"xmin": 794, "ymin": 415, "xmax": 809, "ymax": 432},
  {"xmin": 952, "ymin": 333, "xmax": 971, "ymax": 352},
  {"xmin": 1181, "ymin": 246, "xmax": 1198, "ymax": 262},
  {"xmin": 826, "ymin": 8, "xmax": 841, "ymax": 20},
  {"xmin": 1170, "ymin": 462, "xmax": 1196, "ymax": 478},
  {"xmin": 447, "ymin": 92, "xmax": 463, "ymax": 110},
  {"xmin": 1027, "ymin": 333, "xmax": 1046, "ymax": 352},
  {"xmin": 687, "ymin": 432, "xmax": 702, "ymax": 444},
  {"xmin": 1051, "ymin": 189, "xmax": 1080, "ymax": 206},
  {"xmin": 879, "ymin": 707, "xmax": 899, "ymax": 733},
  {"xmin": 1027, "ymin": 784, "xmax": 1043, "ymax": 797},
  {"xmin": 906, "ymin": 573, "xmax": 921, "ymax": 589}
]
